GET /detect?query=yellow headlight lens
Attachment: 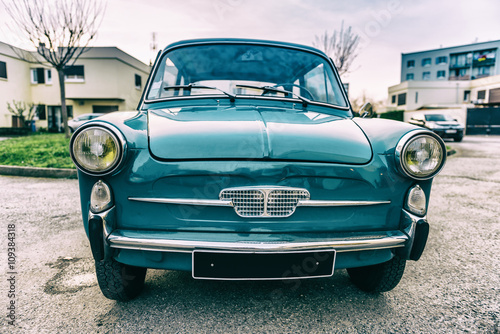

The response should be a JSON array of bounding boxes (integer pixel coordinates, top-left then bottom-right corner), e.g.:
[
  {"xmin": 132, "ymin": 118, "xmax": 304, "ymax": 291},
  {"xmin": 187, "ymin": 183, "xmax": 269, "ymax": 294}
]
[
  {"xmin": 72, "ymin": 127, "xmax": 120, "ymax": 174},
  {"xmin": 402, "ymin": 135, "xmax": 444, "ymax": 178}
]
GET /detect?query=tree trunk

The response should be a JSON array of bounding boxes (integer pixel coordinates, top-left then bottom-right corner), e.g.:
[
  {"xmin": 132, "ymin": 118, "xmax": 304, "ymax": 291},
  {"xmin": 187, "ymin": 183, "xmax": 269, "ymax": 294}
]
[{"xmin": 57, "ymin": 69, "xmax": 71, "ymax": 138}]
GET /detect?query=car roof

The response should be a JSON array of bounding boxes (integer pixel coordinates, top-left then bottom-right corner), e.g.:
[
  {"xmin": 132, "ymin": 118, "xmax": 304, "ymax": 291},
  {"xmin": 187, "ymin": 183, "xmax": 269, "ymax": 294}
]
[{"xmin": 161, "ymin": 38, "xmax": 328, "ymax": 58}]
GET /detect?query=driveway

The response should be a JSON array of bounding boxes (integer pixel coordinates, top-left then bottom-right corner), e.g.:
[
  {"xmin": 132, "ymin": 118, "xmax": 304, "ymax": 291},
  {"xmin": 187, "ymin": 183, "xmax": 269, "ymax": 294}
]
[{"xmin": 1, "ymin": 136, "xmax": 499, "ymax": 333}]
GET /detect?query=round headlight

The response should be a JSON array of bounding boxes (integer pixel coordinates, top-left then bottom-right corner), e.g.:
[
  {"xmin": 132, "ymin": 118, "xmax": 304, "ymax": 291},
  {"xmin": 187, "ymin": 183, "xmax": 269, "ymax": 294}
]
[
  {"xmin": 396, "ymin": 133, "xmax": 446, "ymax": 180},
  {"xmin": 71, "ymin": 126, "xmax": 123, "ymax": 175}
]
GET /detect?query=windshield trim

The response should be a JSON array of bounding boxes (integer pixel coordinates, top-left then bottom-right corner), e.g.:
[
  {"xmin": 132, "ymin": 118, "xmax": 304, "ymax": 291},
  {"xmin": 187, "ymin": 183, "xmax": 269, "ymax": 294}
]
[{"xmin": 139, "ymin": 40, "xmax": 351, "ymax": 112}]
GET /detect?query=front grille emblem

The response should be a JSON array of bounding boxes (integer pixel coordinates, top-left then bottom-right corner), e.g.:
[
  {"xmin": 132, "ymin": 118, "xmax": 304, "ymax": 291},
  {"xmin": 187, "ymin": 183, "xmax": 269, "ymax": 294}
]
[{"xmin": 219, "ymin": 187, "xmax": 310, "ymax": 218}]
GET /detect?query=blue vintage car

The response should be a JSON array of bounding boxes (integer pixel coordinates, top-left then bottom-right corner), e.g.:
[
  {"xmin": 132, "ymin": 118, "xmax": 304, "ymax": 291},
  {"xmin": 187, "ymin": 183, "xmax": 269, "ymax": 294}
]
[{"xmin": 70, "ymin": 39, "xmax": 446, "ymax": 301}]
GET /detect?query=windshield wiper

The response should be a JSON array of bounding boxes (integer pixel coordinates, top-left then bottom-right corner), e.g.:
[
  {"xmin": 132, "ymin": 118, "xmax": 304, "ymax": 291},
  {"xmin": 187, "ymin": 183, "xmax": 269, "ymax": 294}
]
[
  {"xmin": 164, "ymin": 83, "xmax": 236, "ymax": 102},
  {"xmin": 235, "ymin": 84, "xmax": 310, "ymax": 107}
]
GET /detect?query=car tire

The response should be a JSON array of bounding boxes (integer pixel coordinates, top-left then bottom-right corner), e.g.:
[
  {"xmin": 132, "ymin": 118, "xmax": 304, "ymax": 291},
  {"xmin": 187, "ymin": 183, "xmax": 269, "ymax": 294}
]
[
  {"xmin": 346, "ymin": 254, "xmax": 406, "ymax": 293},
  {"xmin": 95, "ymin": 258, "xmax": 147, "ymax": 301},
  {"xmin": 453, "ymin": 136, "xmax": 463, "ymax": 142}
]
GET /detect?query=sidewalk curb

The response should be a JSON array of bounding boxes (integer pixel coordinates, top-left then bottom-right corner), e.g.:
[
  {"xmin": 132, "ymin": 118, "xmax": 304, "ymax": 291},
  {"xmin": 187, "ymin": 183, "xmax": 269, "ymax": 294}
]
[{"xmin": 0, "ymin": 165, "xmax": 77, "ymax": 179}]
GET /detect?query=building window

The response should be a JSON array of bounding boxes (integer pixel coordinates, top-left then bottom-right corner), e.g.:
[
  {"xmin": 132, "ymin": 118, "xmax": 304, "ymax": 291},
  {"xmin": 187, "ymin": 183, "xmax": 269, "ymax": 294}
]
[
  {"xmin": 135, "ymin": 74, "xmax": 142, "ymax": 90},
  {"xmin": 477, "ymin": 90, "xmax": 486, "ymax": 100},
  {"xmin": 64, "ymin": 65, "xmax": 84, "ymax": 82},
  {"xmin": 415, "ymin": 92, "xmax": 419, "ymax": 103},
  {"xmin": 450, "ymin": 53, "xmax": 468, "ymax": 67},
  {"xmin": 391, "ymin": 95, "xmax": 396, "ymax": 104},
  {"xmin": 489, "ymin": 87, "xmax": 500, "ymax": 103},
  {"xmin": 422, "ymin": 58, "xmax": 431, "ymax": 66},
  {"xmin": 31, "ymin": 68, "xmax": 45, "ymax": 84},
  {"xmin": 36, "ymin": 105, "xmax": 46, "ymax": 120},
  {"xmin": 463, "ymin": 90, "xmax": 470, "ymax": 102},
  {"xmin": 422, "ymin": 72, "xmax": 431, "ymax": 80},
  {"xmin": 436, "ymin": 56, "xmax": 447, "ymax": 65},
  {"xmin": 0, "ymin": 61, "xmax": 7, "ymax": 79},
  {"xmin": 397, "ymin": 93, "xmax": 406, "ymax": 106},
  {"xmin": 476, "ymin": 66, "xmax": 491, "ymax": 76},
  {"xmin": 407, "ymin": 60, "xmax": 415, "ymax": 68},
  {"xmin": 406, "ymin": 73, "xmax": 414, "ymax": 81},
  {"xmin": 437, "ymin": 70, "xmax": 446, "ymax": 79},
  {"xmin": 30, "ymin": 68, "xmax": 52, "ymax": 84}
]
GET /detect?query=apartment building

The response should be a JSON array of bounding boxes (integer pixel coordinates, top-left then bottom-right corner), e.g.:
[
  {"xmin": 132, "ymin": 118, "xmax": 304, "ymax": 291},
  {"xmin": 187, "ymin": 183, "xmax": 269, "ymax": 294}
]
[
  {"xmin": 0, "ymin": 41, "xmax": 150, "ymax": 132},
  {"xmin": 399, "ymin": 40, "xmax": 500, "ymax": 83},
  {"xmin": 387, "ymin": 40, "xmax": 500, "ymax": 134}
]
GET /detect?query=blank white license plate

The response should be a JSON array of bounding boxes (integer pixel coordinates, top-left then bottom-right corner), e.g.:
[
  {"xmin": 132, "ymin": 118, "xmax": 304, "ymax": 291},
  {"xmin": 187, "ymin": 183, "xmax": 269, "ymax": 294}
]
[{"xmin": 445, "ymin": 130, "xmax": 457, "ymax": 134}]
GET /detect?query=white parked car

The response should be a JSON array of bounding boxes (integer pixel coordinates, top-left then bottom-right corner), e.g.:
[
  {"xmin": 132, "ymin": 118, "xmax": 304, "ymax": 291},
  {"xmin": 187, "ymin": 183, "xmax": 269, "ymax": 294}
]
[{"xmin": 68, "ymin": 113, "xmax": 105, "ymax": 132}]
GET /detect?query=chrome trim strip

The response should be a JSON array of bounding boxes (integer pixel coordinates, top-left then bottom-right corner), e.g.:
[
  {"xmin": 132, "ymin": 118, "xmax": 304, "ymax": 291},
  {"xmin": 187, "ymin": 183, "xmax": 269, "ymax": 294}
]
[
  {"xmin": 297, "ymin": 200, "xmax": 391, "ymax": 207},
  {"xmin": 128, "ymin": 197, "xmax": 390, "ymax": 208},
  {"xmin": 107, "ymin": 233, "xmax": 407, "ymax": 253},
  {"xmin": 128, "ymin": 197, "xmax": 233, "ymax": 207}
]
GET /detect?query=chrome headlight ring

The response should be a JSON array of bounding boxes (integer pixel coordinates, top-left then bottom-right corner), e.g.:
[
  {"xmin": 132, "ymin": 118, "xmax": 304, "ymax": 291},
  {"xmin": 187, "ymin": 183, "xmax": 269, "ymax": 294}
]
[
  {"xmin": 395, "ymin": 131, "xmax": 446, "ymax": 180},
  {"xmin": 70, "ymin": 122, "xmax": 127, "ymax": 176}
]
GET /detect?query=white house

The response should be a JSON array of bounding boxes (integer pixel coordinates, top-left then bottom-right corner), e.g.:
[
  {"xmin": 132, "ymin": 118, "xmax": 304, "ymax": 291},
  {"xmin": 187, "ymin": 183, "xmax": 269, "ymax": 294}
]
[{"xmin": 0, "ymin": 41, "xmax": 150, "ymax": 132}]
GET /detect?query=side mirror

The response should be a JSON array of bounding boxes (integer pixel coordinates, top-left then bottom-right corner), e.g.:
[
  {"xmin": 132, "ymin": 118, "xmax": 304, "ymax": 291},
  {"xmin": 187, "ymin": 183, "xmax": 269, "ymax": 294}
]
[{"xmin": 359, "ymin": 102, "xmax": 374, "ymax": 118}]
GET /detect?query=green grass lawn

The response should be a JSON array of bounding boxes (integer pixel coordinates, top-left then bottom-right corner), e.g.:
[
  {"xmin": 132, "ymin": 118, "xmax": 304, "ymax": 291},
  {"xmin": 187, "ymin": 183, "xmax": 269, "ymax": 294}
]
[{"xmin": 0, "ymin": 133, "xmax": 75, "ymax": 169}]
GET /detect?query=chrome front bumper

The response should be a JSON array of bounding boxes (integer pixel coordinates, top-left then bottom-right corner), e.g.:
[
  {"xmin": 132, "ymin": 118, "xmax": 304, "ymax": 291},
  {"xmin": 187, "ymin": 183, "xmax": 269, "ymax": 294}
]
[
  {"xmin": 91, "ymin": 207, "xmax": 424, "ymax": 259},
  {"xmin": 106, "ymin": 230, "xmax": 408, "ymax": 254}
]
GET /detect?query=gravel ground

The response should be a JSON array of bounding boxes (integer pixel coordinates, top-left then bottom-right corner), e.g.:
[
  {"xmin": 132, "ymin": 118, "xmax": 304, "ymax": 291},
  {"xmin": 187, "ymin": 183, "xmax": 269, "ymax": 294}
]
[{"xmin": 0, "ymin": 136, "xmax": 499, "ymax": 333}]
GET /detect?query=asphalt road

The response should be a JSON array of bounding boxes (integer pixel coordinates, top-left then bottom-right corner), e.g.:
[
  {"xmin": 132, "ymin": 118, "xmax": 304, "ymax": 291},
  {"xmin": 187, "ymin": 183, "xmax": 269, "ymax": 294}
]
[{"xmin": 1, "ymin": 136, "xmax": 499, "ymax": 333}]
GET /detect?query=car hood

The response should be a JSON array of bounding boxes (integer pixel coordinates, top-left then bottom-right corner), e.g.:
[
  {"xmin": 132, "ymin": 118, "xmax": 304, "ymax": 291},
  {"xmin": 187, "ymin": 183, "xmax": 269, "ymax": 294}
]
[{"xmin": 148, "ymin": 106, "xmax": 372, "ymax": 164}]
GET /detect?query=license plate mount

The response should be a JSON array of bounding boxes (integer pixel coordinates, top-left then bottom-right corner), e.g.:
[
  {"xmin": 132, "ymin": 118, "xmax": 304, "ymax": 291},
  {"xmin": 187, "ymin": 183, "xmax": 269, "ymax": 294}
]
[{"xmin": 192, "ymin": 249, "xmax": 335, "ymax": 280}]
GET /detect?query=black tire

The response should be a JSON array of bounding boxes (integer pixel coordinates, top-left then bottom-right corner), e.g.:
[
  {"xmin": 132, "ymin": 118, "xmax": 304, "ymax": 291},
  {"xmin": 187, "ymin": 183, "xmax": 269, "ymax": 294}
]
[
  {"xmin": 453, "ymin": 136, "xmax": 463, "ymax": 142},
  {"xmin": 95, "ymin": 258, "xmax": 147, "ymax": 301},
  {"xmin": 347, "ymin": 255, "xmax": 406, "ymax": 293}
]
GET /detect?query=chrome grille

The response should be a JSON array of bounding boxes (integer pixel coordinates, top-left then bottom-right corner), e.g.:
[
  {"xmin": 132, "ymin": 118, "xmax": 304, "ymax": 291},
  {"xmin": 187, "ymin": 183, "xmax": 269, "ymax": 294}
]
[
  {"xmin": 220, "ymin": 187, "xmax": 310, "ymax": 218},
  {"xmin": 267, "ymin": 189, "xmax": 310, "ymax": 217},
  {"xmin": 220, "ymin": 189, "xmax": 265, "ymax": 217}
]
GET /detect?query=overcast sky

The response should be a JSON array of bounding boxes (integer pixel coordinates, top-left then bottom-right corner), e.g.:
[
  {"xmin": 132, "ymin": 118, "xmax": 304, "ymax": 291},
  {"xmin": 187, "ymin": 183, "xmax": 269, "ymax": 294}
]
[{"xmin": 2, "ymin": 0, "xmax": 500, "ymax": 101}]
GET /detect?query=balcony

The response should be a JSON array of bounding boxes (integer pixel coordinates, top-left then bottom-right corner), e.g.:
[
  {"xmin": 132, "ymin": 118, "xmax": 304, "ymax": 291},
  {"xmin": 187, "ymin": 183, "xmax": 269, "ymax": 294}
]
[
  {"xmin": 449, "ymin": 63, "xmax": 471, "ymax": 70},
  {"xmin": 473, "ymin": 58, "xmax": 495, "ymax": 67},
  {"xmin": 449, "ymin": 75, "xmax": 471, "ymax": 81}
]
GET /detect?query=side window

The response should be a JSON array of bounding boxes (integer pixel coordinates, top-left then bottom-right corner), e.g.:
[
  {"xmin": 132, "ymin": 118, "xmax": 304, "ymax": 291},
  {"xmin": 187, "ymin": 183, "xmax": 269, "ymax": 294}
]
[
  {"xmin": 302, "ymin": 63, "xmax": 338, "ymax": 104},
  {"xmin": 148, "ymin": 58, "xmax": 185, "ymax": 99}
]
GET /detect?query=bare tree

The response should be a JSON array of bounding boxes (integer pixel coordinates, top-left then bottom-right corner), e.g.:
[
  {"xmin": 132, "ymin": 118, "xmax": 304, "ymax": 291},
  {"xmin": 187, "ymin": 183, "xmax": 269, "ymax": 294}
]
[
  {"xmin": 313, "ymin": 21, "xmax": 360, "ymax": 78},
  {"xmin": 3, "ymin": 0, "xmax": 105, "ymax": 137}
]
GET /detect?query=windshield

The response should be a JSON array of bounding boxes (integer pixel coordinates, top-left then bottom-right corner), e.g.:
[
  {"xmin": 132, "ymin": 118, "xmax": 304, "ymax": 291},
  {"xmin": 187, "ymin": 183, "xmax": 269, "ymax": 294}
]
[
  {"xmin": 146, "ymin": 43, "xmax": 348, "ymax": 108},
  {"xmin": 425, "ymin": 114, "xmax": 455, "ymax": 122}
]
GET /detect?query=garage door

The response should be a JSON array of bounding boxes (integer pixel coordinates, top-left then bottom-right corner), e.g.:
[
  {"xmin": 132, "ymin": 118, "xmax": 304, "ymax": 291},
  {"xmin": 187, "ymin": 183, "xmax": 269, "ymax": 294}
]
[{"xmin": 467, "ymin": 107, "xmax": 500, "ymax": 135}]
